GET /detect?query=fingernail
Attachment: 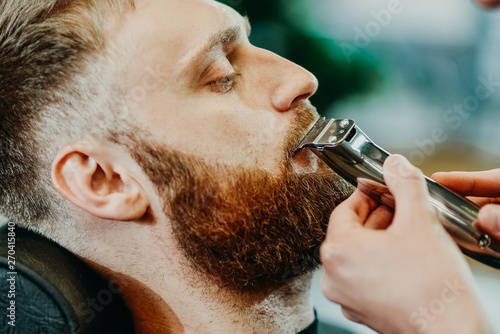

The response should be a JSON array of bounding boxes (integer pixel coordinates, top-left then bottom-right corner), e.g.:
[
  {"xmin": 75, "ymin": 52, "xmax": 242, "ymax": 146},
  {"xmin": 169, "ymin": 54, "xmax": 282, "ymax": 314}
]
[
  {"xmin": 387, "ymin": 154, "xmax": 410, "ymax": 166},
  {"xmin": 386, "ymin": 155, "xmax": 418, "ymax": 178}
]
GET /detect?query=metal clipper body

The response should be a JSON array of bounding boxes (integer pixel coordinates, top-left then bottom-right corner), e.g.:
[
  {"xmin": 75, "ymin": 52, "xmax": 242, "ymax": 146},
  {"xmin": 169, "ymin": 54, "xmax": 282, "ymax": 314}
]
[{"xmin": 297, "ymin": 117, "xmax": 500, "ymax": 269}]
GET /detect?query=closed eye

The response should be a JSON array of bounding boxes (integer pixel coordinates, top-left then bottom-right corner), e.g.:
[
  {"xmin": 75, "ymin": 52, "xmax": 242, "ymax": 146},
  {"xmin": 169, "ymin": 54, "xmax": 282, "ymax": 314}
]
[{"xmin": 210, "ymin": 72, "xmax": 240, "ymax": 94}]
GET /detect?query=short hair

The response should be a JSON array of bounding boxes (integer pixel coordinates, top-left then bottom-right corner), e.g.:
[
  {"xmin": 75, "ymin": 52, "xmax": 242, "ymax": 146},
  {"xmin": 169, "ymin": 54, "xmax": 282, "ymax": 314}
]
[{"xmin": 0, "ymin": 0, "xmax": 135, "ymax": 231}]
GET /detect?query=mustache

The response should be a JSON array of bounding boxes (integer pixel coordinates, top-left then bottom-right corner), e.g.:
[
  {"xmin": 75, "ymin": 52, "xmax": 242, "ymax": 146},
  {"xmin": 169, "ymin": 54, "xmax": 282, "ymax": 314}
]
[{"xmin": 283, "ymin": 102, "xmax": 320, "ymax": 163}]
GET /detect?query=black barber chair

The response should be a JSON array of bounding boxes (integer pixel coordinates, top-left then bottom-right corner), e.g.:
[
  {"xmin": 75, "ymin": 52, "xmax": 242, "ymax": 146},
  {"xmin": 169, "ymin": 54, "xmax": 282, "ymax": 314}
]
[
  {"xmin": 0, "ymin": 223, "xmax": 355, "ymax": 334},
  {"xmin": 0, "ymin": 223, "xmax": 135, "ymax": 334}
]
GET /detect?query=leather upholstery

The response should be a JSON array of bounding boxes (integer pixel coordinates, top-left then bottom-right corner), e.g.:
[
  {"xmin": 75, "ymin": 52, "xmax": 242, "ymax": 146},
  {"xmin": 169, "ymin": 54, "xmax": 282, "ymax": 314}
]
[{"xmin": 0, "ymin": 224, "xmax": 135, "ymax": 334}]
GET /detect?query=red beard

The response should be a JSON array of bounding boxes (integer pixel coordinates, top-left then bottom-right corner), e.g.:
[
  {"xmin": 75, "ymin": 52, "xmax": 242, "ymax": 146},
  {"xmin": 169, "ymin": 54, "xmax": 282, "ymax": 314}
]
[{"xmin": 120, "ymin": 105, "xmax": 352, "ymax": 291}]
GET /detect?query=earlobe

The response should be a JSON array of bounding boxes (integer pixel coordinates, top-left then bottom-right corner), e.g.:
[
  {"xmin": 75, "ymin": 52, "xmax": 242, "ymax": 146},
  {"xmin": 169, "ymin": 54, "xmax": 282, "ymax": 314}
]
[{"xmin": 51, "ymin": 143, "xmax": 149, "ymax": 221}]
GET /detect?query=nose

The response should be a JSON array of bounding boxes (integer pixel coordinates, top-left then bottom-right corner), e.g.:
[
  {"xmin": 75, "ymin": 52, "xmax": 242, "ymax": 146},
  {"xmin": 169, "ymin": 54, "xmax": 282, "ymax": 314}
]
[
  {"xmin": 251, "ymin": 48, "xmax": 318, "ymax": 112},
  {"xmin": 271, "ymin": 56, "xmax": 318, "ymax": 112}
]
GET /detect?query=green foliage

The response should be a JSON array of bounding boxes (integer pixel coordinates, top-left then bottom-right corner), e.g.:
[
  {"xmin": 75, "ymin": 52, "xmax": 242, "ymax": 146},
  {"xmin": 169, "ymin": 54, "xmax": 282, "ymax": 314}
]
[{"xmin": 218, "ymin": 0, "xmax": 379, "ymax": 113}]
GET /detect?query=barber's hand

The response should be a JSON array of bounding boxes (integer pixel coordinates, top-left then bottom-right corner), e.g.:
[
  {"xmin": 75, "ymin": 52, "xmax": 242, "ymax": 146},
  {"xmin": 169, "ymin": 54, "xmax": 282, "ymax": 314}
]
[
  {"xmin": 320, "ymin": 155, "xmax": 491, "ymax": 334},
  {"xmin": 476, "ymin": 0, "xmax": 500, "ymax": 8},
  {"xmin": 433, "ymin": 169, "xmax": 500, "ymax": 241}
]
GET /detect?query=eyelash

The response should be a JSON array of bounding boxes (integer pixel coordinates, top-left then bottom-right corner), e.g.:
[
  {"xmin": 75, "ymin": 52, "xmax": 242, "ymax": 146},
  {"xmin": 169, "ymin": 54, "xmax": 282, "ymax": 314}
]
[{"xmin": 210, "ymin": 72, "xmax": 240, "ymax": 94}]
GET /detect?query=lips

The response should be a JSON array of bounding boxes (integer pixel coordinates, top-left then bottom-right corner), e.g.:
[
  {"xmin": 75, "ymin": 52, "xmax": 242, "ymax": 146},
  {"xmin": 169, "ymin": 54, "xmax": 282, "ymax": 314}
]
[
  {"xmin": 292, "ymin": 116, "xmax": 320, "ymax": 153},
  {"xmin": 290, "ymin": 121, "xmax": 319, "ymax": 173},
  {"xmin": 284, "ymin": 101, "xmax": 320, "ymax": 167}
]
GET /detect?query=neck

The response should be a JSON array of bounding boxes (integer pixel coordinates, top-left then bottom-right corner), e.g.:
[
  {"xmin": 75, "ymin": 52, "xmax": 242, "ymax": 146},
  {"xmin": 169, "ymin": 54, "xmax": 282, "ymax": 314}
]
[
  {"xmin": 61, "ymin": 219, "xmax": 316, "ymax": 334},
  {"xmin": 101, "ymin": 268, "xmax": 316, "ymax": 334},
  {"xmin": 86, "ymin": 236, "xmax": 316, "ymax": 334}
]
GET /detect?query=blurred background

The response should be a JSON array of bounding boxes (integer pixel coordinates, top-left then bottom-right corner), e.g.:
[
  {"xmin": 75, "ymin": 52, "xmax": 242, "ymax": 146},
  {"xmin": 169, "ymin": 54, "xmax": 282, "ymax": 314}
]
[
  {"xmin": 2, "ymin": 0, "xmax": 500, "ymax": 332},
  {"xmin": 216, "ymin": 0, "xmax": 500, "ymax": 332}
]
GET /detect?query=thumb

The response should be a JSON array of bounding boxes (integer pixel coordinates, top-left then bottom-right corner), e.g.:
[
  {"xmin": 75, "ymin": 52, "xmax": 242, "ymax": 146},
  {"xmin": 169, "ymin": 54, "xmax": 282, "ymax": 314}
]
[
  {"xmin": 478, "ymin": 205, "xmax": 500, "ymax": 241},
  {"xmin": 383, "ymin": 155, "xmax": 433, "ymax": 230},
  {"xmin": 327, "ymin": 189, "xmax": 378, "ymax": 235}
]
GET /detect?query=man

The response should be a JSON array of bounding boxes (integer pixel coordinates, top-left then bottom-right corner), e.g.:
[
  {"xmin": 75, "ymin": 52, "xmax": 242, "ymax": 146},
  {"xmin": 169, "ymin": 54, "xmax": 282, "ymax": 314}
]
[{"xmin": 0, "ymin": 0, "xmax": 353, "ymax": 333}]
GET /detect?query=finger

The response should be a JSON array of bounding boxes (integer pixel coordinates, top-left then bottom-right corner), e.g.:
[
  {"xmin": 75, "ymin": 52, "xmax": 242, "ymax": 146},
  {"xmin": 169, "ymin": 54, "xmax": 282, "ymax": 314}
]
[
  {"xmin": 328, "ymin": 189, "xmax": 379, "ymax": 234},
  {"xmin": 478, "ymin": 205, "xmax": 500, "ymax": 240},
  {"xmin": 383, "ymin": 155, "xmax": 432, "ymax": 229},
  {"xmin": 321, "ymin": 190, "xmax": 380, "ymax": 274},
  {"xmin": 363, "ymin": 205, "xmax": 394, "ymax": 230},
  {"xmin": 476, "ymin": 0, "xmax": 500, "ymax": 8},
  {"xmin": 432, "ymin": 169, "xmax": 500, "ymax": 197},
  {"xmin": 467, "ymin": 196, "xmax": 500, "ymax": 207}
]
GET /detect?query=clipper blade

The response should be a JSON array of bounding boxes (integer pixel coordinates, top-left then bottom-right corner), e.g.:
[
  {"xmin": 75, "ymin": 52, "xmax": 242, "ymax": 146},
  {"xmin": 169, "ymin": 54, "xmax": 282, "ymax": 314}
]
[{"xmin": 296, "ymin": 117, "xmax": 356, "ymax": 150}]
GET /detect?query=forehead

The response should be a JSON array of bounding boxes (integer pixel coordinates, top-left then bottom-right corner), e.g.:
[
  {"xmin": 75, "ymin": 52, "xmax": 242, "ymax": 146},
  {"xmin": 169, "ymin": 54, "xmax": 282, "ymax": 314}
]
[
  {"xmin": 134, "ymin": 0, "xmax": 238, "ymax": 33},
  {"xmin": 115, "ymin": 0, "xmax": 243, "ymax": 83}
]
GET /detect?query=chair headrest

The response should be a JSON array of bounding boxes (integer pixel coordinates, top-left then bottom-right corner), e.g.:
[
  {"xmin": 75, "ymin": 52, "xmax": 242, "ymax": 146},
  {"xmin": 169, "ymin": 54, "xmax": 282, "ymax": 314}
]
[{"xmin": 0, "ymin": 223, "xmax": 135, "ymax": 334}]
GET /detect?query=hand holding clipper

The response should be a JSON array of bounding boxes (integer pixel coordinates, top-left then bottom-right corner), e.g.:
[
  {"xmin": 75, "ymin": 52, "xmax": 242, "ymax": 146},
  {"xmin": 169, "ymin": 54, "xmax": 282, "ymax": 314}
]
[{"xmin": 297, "ymin": 118, "xmax": 500, "ymax": 269}]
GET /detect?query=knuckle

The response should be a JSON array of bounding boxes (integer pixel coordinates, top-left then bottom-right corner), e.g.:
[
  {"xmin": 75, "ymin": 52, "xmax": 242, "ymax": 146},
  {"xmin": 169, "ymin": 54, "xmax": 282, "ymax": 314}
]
[
  {"xmin": 319, "ymin": 241, "xmax": 345, "ymax": 266},
  {"xmin": 403, "ymin": 167, "xmax": 424, "ymax": 181},
  {"xmin": 397, "ymin": 174, "xmax": 426, "ymax": 193},
  {"xmin": 319, "ymin": 242, "xmax": 334, "ymax": 263},
  {"xmin": 386, "ymin": 156, "xmax": 423, "ymax": 180}
]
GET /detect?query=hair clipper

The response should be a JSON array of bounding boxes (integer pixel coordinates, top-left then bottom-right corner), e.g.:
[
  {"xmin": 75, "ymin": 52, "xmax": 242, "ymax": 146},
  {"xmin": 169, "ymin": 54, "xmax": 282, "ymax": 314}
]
[{"xmin": 297, "ymin": 117, "xmax": 500, "ymax": 269}]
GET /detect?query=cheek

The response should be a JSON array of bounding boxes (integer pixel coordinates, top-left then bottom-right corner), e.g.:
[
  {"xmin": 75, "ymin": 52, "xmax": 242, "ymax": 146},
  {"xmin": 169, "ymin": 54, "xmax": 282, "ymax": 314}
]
[
  {"xmin": 197, "ymin": 106, "xmax": 288, "ymax": 167},
  {"xmin": 232, "ymin": 110, "xmax": 287, "ymax": 152},
  {"xmin": 143, "ymin": 90, "xmax": 291, "ymax": 169}
]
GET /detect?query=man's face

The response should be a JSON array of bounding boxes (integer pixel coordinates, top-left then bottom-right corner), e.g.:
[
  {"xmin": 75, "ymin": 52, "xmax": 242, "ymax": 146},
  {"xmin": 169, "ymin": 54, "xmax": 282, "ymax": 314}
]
[
  {"xmin": 112, "ymin": 0, "xmax": 351, "ymax": 290},
  {"xmin": 117, "ymin": 0, "xmax": 320, "ymax": 173}
]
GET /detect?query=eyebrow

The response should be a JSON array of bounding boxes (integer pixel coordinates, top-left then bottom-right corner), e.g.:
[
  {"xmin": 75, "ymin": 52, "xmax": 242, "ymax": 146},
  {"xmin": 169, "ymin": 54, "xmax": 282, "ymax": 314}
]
[
  {"xmin": 178, "ymin": 16, "xmax": 251, "ymax": 79},
  {"xmin": 207, "ymin": 26, "xmax": 241, "ymax": 54},
  {"xmin": 206, "ymin": 16, "xmax": 251, "ymax": 51}
]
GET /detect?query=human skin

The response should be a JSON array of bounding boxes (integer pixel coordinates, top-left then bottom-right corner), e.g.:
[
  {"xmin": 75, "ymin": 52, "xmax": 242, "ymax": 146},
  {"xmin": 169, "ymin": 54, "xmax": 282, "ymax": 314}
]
[
  {"xmin": 433, "ymin": 170, "xmax": 500, "ymax": 242},
  {"xmin": 476, "ymin": 0, "xmax": 500, "ymax": 8},
  {"xmin": 320, "ymin": 155, "xmax": 492, "ymax": 334},
  {"xmin": 46, "ymin": 0, "xmax": 500, "ymax": 332},
  {"xmin": 49, "ymin": 0, "xmax": 330, "ymax": 333},
  {"xmin": 320, "ymin": 1, "xmax": 500, "ymax": 332},
  {"xmin": 114, "ymin": 0, "xmax": 319, "ymax": 174}
]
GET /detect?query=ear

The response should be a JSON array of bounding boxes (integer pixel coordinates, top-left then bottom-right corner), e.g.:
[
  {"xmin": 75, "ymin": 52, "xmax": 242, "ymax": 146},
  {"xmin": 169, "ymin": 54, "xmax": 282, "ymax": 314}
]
[{"xmin": 51, "ymin": 142, "xmax": 150, "ymax": 221}]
